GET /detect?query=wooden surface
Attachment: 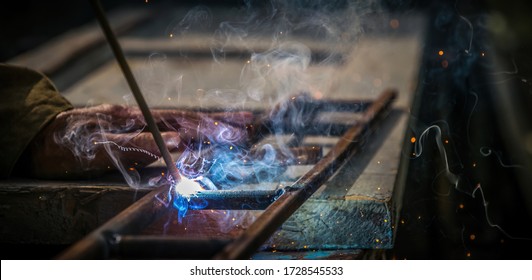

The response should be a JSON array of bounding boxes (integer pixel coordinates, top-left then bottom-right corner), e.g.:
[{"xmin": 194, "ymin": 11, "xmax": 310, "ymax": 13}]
[{"xmin": 1, "ymin": 5, "xmax": 425, "ymax": 258}]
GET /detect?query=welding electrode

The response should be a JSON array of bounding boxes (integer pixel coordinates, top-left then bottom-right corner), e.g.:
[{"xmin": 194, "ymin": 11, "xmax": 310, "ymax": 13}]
[{"xmin": 89, "ymin": 0, "xmax": 181, "ymax": 182}]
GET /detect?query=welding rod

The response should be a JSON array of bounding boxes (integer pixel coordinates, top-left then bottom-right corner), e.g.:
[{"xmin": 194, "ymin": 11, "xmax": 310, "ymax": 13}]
[{"xmin": 89, "ymin": 0, "xmax": 180, "ymax": 182}]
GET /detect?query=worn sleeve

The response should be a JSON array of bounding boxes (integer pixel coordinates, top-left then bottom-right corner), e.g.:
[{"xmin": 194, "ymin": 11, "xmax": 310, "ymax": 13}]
[{"xmin": 0, "ymin": 64, "xmax": 73, "ymax": 178}]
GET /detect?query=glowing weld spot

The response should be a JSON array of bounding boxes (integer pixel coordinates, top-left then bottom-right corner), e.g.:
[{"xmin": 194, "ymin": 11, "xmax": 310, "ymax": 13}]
[
  {"xmin": 175, "ymin": 176, "xmax": 203, "ymax": 196},
  {"xmin": 171, "ymin": 176, "xmax": 205, "ymax": 221}
]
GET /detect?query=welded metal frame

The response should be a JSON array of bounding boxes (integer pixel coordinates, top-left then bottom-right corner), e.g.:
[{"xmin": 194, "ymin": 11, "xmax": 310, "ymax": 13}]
[{"xmin": 58, "ymin": 89, "xmax": 397, "ymax": 259}]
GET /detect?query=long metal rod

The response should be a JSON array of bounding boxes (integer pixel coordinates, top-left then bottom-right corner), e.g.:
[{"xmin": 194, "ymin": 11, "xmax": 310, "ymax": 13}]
[
  {"xmin": 213, "ymin": 89, "xmax": 397, "ymax": 259},
  {"xmin": 89, "ymin": 0, "xmax": 180, "ymax": 182},
  {"xmin": 189, "ymin": 189, "xmax": 281, "ymax": 210}
]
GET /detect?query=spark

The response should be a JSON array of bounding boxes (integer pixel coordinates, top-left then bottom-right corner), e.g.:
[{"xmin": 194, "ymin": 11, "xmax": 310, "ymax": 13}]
[
  {"xmin": 169, "ymin": 33, "xmax": 174, "ymax": 38},
  {"xmin": 410, "ymin": 137, "xmax": 416, "ymax": 143},
  {"xmin": 389, "ymin": 19, "xmax": 400, "ymax": 29},
  {"xmin": 438, "ymin": 50, "xmax": 444, "ymax": 56}
]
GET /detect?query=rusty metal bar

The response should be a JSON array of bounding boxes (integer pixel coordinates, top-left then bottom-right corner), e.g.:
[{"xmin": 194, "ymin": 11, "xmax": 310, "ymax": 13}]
[
  {"xmin": 179, "ymin": 145, "xmax": 322, "ymax": 178},
  {"xmin": 213, "ymin": 89, "xmax": 397, "ymax": 259},
  {"xmin": 189, "ymin": 189, "xmax": 282, "ymax": 210}
]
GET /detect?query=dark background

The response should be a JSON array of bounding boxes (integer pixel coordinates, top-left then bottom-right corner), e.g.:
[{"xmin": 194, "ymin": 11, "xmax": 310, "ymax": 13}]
[{"xmin": 1, "ymin": 0, "xmax": 532, "ymax": 259}]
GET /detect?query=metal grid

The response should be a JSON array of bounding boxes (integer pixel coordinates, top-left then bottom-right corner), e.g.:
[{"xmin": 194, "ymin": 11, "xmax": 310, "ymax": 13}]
[{"xmin": 58, "ymin": 89, "xmax": 397, "ymax": 259}]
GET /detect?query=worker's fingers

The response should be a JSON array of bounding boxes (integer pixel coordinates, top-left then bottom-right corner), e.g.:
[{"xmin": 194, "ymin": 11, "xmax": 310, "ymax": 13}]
[
  {"xmin": 57, "ymin": 105, "xmax": 147, "ymax": 132},
  {"xmin": 56, "ymin": 105, "xmax": 254, "ymax": 152},
  {"xmin": 59, "ymin": 106, "xmax": 256, "ymax": 141}
]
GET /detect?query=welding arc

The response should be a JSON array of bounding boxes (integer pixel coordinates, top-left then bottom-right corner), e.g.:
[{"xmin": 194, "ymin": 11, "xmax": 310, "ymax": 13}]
[{"xmin": 89, "ymin": 0, "xmax": 181, "ymax": 182}]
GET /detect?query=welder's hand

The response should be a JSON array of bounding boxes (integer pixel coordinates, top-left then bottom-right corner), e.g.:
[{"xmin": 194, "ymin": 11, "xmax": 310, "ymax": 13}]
[{"xmin": 27, "ymin": 104, "xmax": 254, "ymax": 179}]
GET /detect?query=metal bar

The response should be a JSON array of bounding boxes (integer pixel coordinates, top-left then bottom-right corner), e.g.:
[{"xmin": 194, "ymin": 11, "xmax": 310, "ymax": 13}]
[
  {"xmin": 56, "ymin": 185, "xmax": 171, "ymax": 259},
  {"xmin": 189, "ymin": 189, "xmax": 281, "ymax": 210},
  {"xmin": 89, "ymin": 0, "xmax": 180, "ymax": 182},
  {"xmin": 179, "ymin": 145, "xmax": 322, "ymax": 178},
  {"xmin": 213, "ymin": 88, "xmax": 397, "ymax": 259}
]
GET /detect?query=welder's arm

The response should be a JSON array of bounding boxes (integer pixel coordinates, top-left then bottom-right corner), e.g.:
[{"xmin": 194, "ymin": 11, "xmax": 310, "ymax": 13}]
[
  {"xmin": 0, "ymin": 64, "xmax": 73, "ymax": 179},
  {"xmin": 0, "ymin": 64, "xmax": 255, "ymax": 179}
]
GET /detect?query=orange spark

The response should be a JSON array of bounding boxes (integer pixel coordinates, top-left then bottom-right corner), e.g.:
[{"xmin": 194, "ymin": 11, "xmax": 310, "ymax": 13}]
[
  {"xmin": 389, "ymin": 19, "xmax": 400, "ymax": 29},
  {"xmin": 438, "ymin": 50, "xmax": 444, "ymax": 56},
  {"xmin": 410, "ymin": 137, "xmax": 416, "ymax": 143}
]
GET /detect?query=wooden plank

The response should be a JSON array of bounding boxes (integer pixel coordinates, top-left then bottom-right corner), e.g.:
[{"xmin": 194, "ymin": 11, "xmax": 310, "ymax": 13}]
[
  {"xmin": 265, "ymin": 199, "xmax": 392, "ymax": 250},
  {"xmin": 346, "ymin": 111, "xmax": 408, "ymax": 200}
]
